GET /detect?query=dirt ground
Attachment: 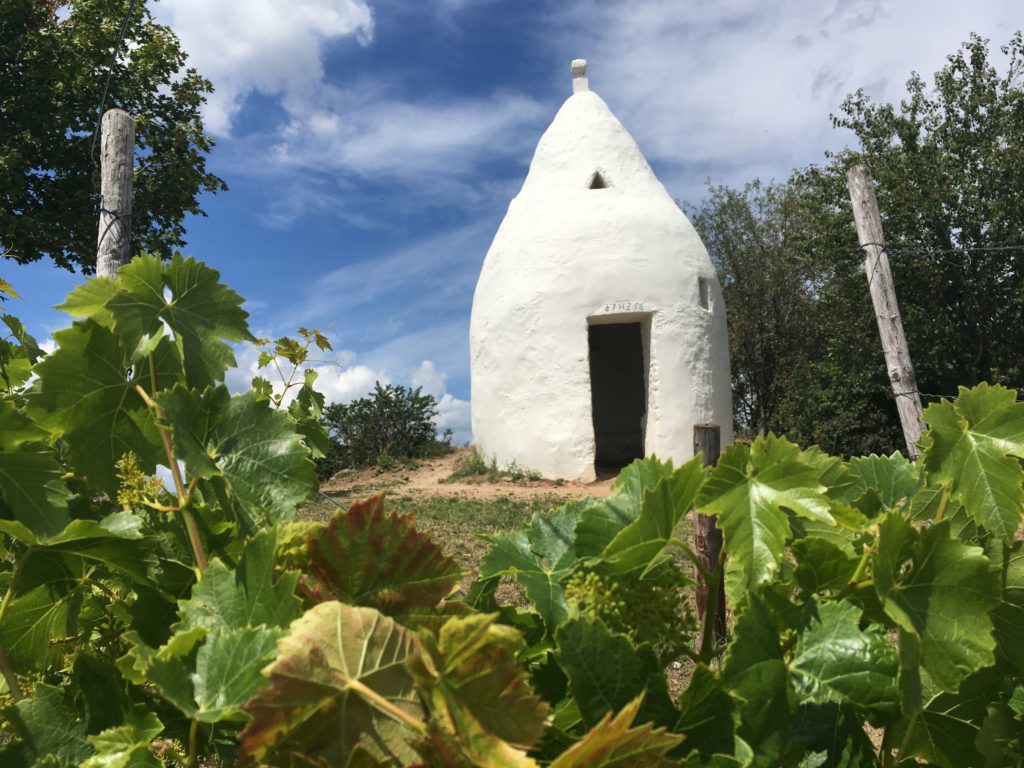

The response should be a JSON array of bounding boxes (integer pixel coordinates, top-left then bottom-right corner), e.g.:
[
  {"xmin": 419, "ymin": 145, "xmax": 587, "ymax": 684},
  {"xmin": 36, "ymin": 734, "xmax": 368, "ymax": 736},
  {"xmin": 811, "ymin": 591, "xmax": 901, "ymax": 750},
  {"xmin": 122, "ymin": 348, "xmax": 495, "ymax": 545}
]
[{"xmin": 320, "ymin": 446, "xmax": 616, "ymax": 503}]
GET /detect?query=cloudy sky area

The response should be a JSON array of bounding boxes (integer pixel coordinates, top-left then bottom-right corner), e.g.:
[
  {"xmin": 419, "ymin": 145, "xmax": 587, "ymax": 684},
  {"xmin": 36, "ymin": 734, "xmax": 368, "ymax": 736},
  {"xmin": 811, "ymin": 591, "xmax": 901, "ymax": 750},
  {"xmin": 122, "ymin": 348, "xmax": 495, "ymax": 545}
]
[{"xmin": 10, "ymin": 0, "xmax": 1021, "ymax": 442}]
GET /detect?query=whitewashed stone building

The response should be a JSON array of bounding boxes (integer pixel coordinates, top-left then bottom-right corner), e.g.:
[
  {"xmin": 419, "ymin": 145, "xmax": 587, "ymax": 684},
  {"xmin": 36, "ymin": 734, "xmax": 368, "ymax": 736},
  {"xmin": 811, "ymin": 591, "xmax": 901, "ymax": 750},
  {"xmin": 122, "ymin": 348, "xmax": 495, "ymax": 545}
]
[{"xmin": 469, "ymin": 60, "xmax": 732, "ymax": 481}]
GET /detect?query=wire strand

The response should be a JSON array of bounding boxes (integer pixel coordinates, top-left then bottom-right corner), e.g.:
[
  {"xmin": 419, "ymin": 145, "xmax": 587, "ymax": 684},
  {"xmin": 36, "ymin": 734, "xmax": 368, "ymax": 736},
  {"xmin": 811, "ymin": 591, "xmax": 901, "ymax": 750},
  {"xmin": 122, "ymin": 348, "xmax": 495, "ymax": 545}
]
[{"xmin": 89, "ymin": 0, "xmax": 140, "ymax": 169}]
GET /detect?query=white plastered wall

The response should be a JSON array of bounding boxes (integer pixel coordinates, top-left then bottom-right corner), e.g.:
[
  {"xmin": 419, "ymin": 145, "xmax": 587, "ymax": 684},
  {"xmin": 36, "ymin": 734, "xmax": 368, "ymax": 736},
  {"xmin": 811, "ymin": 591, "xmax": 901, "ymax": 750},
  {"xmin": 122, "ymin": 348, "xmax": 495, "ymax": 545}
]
[{"xmin": 470, "ymin": 84, "xmax": 732, "ymax": 481}]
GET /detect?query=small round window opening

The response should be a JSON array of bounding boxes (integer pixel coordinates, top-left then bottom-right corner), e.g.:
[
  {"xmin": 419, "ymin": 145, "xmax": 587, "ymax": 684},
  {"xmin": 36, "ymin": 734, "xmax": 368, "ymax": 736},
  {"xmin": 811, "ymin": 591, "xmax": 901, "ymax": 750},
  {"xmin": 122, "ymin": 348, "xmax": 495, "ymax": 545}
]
[{"xmin": 587, "ymin": 170, "xmax": 611, "ymax": 189}]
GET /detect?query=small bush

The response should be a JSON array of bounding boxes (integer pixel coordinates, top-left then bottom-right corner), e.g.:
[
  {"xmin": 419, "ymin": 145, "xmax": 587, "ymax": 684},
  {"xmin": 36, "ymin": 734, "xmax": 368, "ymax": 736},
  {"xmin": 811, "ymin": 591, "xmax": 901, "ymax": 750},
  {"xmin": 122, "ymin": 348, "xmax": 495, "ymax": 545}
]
[
  {"xmin": 445, "ymin": 450, "xmax": 542, "ymax": 483},
  {"xmin": 318, "ymin": 382, "xmax": 453, "ymax": 473}
]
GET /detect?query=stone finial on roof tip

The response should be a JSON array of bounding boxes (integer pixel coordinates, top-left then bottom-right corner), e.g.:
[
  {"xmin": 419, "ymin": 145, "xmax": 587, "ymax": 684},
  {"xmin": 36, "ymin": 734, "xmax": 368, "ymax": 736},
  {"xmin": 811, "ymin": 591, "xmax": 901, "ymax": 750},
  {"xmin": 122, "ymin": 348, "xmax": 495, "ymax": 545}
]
[{"xmin": 571, "ymin": 58, "xmax": 589, "ymax": 93}]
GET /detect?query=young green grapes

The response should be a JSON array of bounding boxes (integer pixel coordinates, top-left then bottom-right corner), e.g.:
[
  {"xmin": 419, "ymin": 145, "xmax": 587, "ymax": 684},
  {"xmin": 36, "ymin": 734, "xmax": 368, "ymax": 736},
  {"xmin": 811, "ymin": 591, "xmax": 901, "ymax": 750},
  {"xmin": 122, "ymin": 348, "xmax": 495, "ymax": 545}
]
[{"xmin": 565, "ymin": 564, "xmax": 696, "ymax": 662}]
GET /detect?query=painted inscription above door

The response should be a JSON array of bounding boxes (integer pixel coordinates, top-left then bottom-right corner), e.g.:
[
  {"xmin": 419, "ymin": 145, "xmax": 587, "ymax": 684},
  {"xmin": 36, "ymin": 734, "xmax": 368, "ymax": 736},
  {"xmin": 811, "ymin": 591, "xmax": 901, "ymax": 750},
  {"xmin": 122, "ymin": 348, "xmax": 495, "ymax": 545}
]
[{"xmin": 596, "ymin": 301, "xmax": 645, "ymax": 314}]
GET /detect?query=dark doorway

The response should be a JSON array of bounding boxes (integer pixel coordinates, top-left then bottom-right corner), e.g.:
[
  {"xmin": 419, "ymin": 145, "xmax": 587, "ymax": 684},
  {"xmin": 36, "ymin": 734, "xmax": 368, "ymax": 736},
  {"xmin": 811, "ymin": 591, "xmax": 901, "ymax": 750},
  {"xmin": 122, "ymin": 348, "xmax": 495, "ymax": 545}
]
[{"xmin": 588, "ymin": 322, "xmax": 647, "ymax": 472}]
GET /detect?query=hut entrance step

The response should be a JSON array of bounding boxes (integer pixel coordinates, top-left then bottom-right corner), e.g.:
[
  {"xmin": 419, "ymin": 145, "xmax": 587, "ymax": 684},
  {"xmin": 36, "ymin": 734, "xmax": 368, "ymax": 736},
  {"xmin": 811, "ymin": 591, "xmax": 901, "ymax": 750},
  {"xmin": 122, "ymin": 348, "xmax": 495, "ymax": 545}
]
[{"xmin": 587, "ymin": 321, "xmax": 647, "ymax": 471}]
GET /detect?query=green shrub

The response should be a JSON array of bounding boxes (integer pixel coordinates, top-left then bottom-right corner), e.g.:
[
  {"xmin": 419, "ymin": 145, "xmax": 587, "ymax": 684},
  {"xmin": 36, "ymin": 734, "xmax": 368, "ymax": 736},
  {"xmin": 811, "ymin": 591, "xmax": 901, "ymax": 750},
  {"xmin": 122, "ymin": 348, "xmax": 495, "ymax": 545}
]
[{"xmin": 319, "ymin": 382, "xmax": 453, "ymax": 473}]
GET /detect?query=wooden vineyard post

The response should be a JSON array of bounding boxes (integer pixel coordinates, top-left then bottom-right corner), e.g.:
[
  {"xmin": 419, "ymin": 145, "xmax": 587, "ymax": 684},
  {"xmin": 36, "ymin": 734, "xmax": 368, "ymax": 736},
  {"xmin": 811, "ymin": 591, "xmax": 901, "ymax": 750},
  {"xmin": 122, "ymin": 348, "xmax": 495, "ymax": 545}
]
[
  {"xmin": 847, "ymin": 165, "xmax": 925, "ymax": 459},
  {"xmin": 693, "ymin": 423, "xmax": 725, "ymax": 652},
  {"xmin": 96, "ymin": 108, "xmax": 135, "ymax": 279}
]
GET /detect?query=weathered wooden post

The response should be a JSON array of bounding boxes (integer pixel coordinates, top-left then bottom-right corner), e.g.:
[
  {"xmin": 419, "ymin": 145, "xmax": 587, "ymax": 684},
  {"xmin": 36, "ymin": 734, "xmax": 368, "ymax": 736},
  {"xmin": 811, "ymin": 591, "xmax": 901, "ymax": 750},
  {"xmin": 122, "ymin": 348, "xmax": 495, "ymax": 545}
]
[
  {"xmin": 96, "ymin": 108, "xmax": 135, "ymax": 279},
  {"xmin": 847, "ymin": 165, "xmax": 925, "ymax": 459},
  {"xmin": 693, "ymin": 423, "xmax": 726, "ymax": 650}
]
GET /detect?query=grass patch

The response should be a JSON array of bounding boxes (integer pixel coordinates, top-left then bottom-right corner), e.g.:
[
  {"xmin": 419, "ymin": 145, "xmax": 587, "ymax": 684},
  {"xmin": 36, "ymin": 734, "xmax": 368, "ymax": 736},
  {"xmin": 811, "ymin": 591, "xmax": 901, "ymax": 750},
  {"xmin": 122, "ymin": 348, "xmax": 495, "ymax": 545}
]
[
  {"xmin": 301, "ymin": 491, "xmax": 561, "ymax": 531},
  {"xmin": 444, "ymin": 450, "xmax": 542, "ymax": 483}
]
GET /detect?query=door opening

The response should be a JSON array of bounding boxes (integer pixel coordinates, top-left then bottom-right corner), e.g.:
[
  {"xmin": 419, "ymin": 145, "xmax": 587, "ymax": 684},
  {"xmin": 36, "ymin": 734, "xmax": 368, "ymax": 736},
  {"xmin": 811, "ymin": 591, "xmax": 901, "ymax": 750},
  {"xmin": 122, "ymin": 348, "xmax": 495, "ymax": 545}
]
[{"xmin": 588, "ymin": 321, "xmax": 647, "ymax": 472}]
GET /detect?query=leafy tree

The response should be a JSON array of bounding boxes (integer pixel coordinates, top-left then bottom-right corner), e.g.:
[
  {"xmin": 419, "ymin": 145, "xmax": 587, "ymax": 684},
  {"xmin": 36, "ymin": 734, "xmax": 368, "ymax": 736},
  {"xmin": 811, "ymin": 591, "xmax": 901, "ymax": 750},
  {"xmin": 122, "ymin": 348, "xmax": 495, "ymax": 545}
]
[
  {"xmin": 0, "ymin": 0, "xmax": 226, "ymax": 271},
  {"xmin": 690, "ymin": 181, "xmax": 821, "ymax": 438},
  {"xmin": 321, "ymin": 382, "xmax": 452, "ymax": 472},
  {"xmin": 696, "ymin": 32, "xmax": 1024, "ymax": 456}
]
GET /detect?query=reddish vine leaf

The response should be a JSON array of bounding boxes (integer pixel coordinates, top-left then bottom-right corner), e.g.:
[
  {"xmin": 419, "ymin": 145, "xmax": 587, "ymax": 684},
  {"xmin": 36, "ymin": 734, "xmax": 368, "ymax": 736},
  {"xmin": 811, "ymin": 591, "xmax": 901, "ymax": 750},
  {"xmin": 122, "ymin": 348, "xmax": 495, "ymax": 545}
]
[
  {"xmin": 410, "ymin": 613, "xmax": 549, "ymax": 767},
  {"xmin": 548, "ymin": 696, "xmax": 682, "ymax": 768},
  {"xmin": 239, "ymin": 602, "xmax": 423, "ymax": 767},
  {"xmin": 302, "ymin": 494, "xmax": 461, "ymax": 615}
]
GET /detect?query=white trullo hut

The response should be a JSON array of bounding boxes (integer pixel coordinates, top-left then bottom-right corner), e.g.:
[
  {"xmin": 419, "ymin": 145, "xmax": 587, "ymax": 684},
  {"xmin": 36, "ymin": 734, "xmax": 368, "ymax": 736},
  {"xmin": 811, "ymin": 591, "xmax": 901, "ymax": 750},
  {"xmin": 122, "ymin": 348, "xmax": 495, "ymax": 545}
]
[{"xmin": 469, "ymin": 60, "xmax": 732, "ymax": 481}]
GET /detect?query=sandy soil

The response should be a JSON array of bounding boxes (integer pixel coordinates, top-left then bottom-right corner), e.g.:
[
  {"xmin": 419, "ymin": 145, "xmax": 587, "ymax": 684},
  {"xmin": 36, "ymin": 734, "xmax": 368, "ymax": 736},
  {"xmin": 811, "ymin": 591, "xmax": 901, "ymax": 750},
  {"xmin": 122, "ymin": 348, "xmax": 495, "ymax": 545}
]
[{"xmin": 320, "ymin": 446, "xmax": 616, "ymax": 502}]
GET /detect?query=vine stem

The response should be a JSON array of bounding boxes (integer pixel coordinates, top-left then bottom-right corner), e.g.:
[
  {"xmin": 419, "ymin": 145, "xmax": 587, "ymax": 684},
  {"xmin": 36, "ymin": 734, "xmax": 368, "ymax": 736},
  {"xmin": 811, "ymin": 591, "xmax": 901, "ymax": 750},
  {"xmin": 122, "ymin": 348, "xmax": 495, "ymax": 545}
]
[
  {"xmin": 186, "ymin": 719, "xmax": 199, "ymax": 768},
  {"xmin": 347, "ymin": 678, "xmax": 426, "ymax": 733},
  {"xmin": 136, "ymin": 359, "xmax": 207, "ymax": 572}
]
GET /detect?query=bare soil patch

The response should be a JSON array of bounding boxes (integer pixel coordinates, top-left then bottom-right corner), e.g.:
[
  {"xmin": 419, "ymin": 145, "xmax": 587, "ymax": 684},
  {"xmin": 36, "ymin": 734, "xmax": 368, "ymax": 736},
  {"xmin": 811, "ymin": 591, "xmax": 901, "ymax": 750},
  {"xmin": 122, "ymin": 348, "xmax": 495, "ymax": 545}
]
[{"xmin": 320, "ymin": 446, "xmax": 616, "ymax": 504}]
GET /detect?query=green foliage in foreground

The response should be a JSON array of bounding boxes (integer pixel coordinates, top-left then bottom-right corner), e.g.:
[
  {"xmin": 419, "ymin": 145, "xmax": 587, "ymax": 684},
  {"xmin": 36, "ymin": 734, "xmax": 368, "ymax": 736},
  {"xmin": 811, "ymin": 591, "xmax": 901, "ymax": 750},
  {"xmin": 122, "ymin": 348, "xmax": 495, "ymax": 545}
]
[{"xmin": 2, "ymin": 257, "xmax": 1023, "ymax": 766}]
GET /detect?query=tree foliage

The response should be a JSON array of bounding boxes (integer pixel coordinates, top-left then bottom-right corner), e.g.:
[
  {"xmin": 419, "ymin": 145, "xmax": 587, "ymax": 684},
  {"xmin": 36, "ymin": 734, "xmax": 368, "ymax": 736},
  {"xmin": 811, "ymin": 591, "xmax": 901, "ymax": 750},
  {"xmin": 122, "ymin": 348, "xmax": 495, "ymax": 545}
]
[
  {"xmin": 1, "ymin": 258, "xmax": 1023, "ymax": 767},
  {"xmin": 0, "ymin": 0, "xmax": 225, "ymax": 271},
  {"xmin": 321, "ymin": 382, "xmax": 453, "ymax": 472},
  {"xmin": 696, "ymin": 32, "xmax": 1024, "ymax": 456}
]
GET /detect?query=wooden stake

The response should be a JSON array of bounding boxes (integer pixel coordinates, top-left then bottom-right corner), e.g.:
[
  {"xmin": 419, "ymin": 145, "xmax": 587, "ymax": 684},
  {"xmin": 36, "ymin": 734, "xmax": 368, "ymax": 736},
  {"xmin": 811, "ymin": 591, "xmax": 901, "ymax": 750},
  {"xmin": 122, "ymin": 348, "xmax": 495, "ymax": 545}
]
[
  {"xmin": 693, "ymin": 423, "xmax": 726, "ymax": 648},
  {"xmin": 96, "ymin": 108, "xmax": 135, "ymax": 279},
  {"xmin": 847, "ymin": 165, "xmax": 925, "ymax": 459}
]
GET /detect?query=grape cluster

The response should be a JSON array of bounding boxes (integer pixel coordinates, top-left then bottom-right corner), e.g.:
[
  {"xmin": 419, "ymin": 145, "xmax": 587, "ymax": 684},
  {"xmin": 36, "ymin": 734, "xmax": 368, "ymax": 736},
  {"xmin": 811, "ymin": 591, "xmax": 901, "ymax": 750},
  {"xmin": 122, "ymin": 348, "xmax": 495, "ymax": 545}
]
[
  {"xmin": 114, "ymin": 451, "xmax": 168, "ymax": 511},
  {"xmin": 565, "ymin": 564, "xmax": 695, "ymax": 662}
]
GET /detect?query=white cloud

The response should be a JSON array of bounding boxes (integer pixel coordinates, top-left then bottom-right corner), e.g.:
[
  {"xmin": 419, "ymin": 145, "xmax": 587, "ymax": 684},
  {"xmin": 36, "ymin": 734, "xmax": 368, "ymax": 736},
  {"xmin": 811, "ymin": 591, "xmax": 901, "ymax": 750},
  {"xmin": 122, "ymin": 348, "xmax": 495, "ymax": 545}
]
[
  {"xmin": 435, "ymin": 392, "xmax": 471, "ymax": 444},
  {"xmin": 312, "ymin": 362, "xmax": 387, "ymax": 404},
  {"xmin": 154, "ymin": 0, "xmax": 374, "ymax": 135},
  {"xmin": 552, "ymin": 0, "xmax": 1022, "ymax": 199},
  {"xmin": 269, "ymin": 86, "xmax": 544, "ymax": 182},
  {"xmin": 411, "ymin": 360, "xmax": 446, "ymax": 398}
]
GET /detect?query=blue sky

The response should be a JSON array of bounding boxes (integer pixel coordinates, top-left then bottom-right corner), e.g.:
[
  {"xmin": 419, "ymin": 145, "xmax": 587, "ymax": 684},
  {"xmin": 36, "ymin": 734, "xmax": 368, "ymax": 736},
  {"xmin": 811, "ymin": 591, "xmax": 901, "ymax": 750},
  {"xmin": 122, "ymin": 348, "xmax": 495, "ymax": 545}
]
[{"xmin": 7, "ymin": 0, "xmax": 1020, "ymax": 442}]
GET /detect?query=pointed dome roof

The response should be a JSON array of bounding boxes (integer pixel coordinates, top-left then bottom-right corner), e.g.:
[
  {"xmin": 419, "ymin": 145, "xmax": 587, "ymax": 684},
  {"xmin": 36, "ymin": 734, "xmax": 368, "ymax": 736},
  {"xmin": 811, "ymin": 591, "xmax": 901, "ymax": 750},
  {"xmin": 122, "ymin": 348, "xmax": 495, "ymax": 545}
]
[{"xmin": 518, "ymin": 60, "xmax": 669, "ymax": 206}]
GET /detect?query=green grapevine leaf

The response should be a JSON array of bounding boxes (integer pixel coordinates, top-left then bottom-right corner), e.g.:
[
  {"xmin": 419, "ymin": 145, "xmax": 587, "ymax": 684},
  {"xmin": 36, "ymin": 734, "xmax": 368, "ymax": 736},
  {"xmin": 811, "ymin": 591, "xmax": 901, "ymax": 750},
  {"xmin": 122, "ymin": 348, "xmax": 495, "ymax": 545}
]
[
  {"xmin": 26, "ymin": 320, "xmax": 162, "ymax": 495},
  {"xmin": 547, "ymin": 695, "xmax": 682, "ymax": 767},
  {"xmin": 908, "ymin": 484, "xmax": 976, "ymax": 540},
  {"xmin": 156, "ymin": 385, "xmax": 317, "ymax": 525},
  {"xmin": 289, "ymin": 369, "xmax": 330, "ymax": 458},
  {"xmin": 239, "ymin": 602, "xmax": 423, "ymax": 767},
  {"xmin": 790, "ymin": 600, "xmax": 898, "ymax": 717},
  {"xmin": 0, "ymin": 400, "xmax": 71, "ymax": 537},
  {"xmin": 892, "ymin": 666, "xmax": 1002, "ymax": 767},
  {"xmin": 192, "ymin": 625, "xmax": 281, "ymax": 722},
  {"xmin": 121, "ymin": 626, "xmax": 205, "ymax": 717},
  {"xmin": 555, "ymin": 616, "xmax": 676, "ymax": 729},
  {"xmin": 104, "ymin": 254, "xmax": 253, "ymax": 389},
  {"xmin": 57, "ymin": 277, "xmax": 119, "ymax": 328},
  {"xmin": 993, "ymin": 540, "xmax": 1024, "ymax": 676},
  {"xmin": 82, "ymin": 713, "xmax": 163, "ymax": 768},
  {"xmin": 0, "ymin": 581, "xmax": 73, "ymax": 670},
  {"xmin": 699, "ymin": 435, "xmax": 832, "ymax": 592},
  {"xmin": 848, "ymin": 453, "xmax": 923, "ymax": 510},
  {"xmin": 874, "ymin": 515, "xmax": 1000, "ymax": 691},
  {"xmin": 0, "ymin": 684, "xmax": 92, "ymax": 767},
  {"xmin": 786, "ymin": 704, "xmax": 877, "ymax": 767},
  {"xmin": 410, "ymin": 613, "xmax": 548, "ymax": 766},
  {"xmin": 597, "ymin": 458, "xmax": 704, "ymax": 576},
  {"xmin": 121, "ymin": 530, "xmax": 301, "ymax": 721},
  {"xmin": 722, "ymin": 594, "xmax": 793, "ymax": 765},
  {"xmin": 177, "ymin": 528, "xmax": 302, "ymax": 633},
  {"xmin": 792, "ymin": 538, "xmax": 859, "ymax": 595},
  {"xmin": 479, "ymin": 498, "xmax": 591, "ymax": 629},
  {"xmin": 921, "ymin": 383, "xmax": 1024, "ymax": 539},
  {"xmin": 302, "ymin": 494, "xmax": 461, "ymax": 615},
  {"xmin": 675, "ymin": 664, "xmax": 736, "ymax": 760},
  {"xmin": 575, "ymin": 457, "xmax": 674, "ymax": 558}
]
